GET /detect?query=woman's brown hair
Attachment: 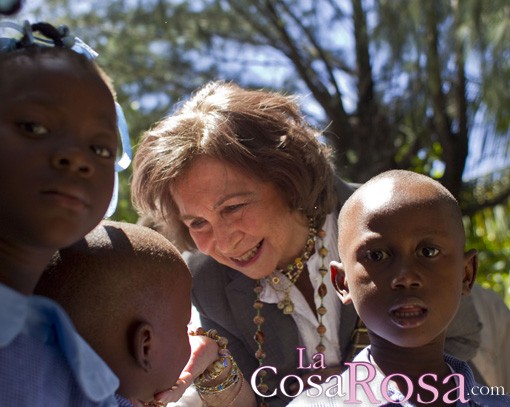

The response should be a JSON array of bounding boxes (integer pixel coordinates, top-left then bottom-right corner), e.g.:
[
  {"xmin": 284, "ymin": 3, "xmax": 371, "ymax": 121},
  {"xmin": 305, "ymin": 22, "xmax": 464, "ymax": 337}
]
[{"xmin": 132, "ymin": 81, "xmax": 337, "ymax": 251}]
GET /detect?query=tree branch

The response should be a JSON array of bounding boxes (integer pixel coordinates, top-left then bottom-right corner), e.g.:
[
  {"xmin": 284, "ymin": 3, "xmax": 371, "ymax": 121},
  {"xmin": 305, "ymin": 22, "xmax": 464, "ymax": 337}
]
[{"xmin": 462, "ymin": 187, "xmax": 510, "ymax": 216}]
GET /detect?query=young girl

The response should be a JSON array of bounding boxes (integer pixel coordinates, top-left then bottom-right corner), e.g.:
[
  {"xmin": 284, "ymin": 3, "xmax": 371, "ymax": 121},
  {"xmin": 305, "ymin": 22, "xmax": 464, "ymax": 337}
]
[
  {"xmin": 0, "ymin": 20, "xmax": 122, "ymax": 406},
  {"xmin": 0, "ymin": 21, "xmax": 251, "ymax": 407}
]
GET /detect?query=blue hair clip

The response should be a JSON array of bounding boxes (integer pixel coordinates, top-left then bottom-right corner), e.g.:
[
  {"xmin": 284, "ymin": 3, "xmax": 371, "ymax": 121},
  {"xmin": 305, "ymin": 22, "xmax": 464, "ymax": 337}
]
[
  {"xmin": 0, "ymin": 20, "xmax": 98, "ymax": 57},
  {"xmin": 0, "ymin": 20, "xmax": 132, "ymax": 217},
  {"xmin": 104, "ymin": 103, "xmax": 133, "ymax": 218}
]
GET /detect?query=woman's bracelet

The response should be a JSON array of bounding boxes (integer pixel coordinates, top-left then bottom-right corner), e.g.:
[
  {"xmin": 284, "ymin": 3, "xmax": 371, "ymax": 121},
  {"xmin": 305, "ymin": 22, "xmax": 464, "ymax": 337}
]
[
  {"xmin": 194, "ymin": 359, "xmax": 239, "ymax": 394},
  {"xmin": 190, "ymin": 327, "xmax": 239, "ymax": 392},
  {"xmin": 143, "ymin": 401, "xmax": 165, "ymax": 407},
  {"xmin": 197, "ymin": 355, "xmax": 229, "ymax": 382},
  {"xmin": 225, "ymin": 370, "xmax": 245, "ymax": 407}
]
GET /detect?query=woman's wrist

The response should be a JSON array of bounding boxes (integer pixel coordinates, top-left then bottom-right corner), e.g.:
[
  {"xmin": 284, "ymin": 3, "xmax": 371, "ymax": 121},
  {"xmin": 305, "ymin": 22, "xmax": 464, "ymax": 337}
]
[
  {"xmin": 190, "ymin": 328, "xmax": 243, "ymax": 405},
  {"xmin": 190, "ymin": 327, "xmax": 232, "ymax": 384},
  {"xmin": 194, "ymin": 357, "xmax": 239, "ymax": 394},
  {"xmin": 196, "ymin": 354, "xmax": 230, "ymax": 383}
]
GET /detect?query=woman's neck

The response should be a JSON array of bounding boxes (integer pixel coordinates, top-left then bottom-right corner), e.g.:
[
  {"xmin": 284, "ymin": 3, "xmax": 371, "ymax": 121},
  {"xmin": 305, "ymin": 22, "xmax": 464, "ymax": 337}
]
[{"xmin": 276, "ymin": 213, "xmax": 311, "ymax": 269}]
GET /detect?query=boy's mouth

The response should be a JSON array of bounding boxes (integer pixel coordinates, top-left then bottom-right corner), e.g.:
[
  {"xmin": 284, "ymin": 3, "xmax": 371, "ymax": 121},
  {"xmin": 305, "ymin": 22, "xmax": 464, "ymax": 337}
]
[{"xmin": 389, "ymin": 301, "xmax": 428, "ymax": 328}]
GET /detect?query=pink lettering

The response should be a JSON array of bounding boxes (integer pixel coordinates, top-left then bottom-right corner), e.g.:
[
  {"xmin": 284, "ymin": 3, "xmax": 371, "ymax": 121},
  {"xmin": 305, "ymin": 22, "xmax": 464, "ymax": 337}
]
[
  {"xmin": 297, "ymin": 347, "xmax": 311, "ymax": 369},
  {"xmin": 417, "ymin": 373, "xmax": 439, "ymax": 404},
  {"xmin": 345, "ymin": 362, "xmax": 380, "ymax": 404},
  {"xmin": 443, "ymin": 373, "xmax": 468, "ymax": 403}
]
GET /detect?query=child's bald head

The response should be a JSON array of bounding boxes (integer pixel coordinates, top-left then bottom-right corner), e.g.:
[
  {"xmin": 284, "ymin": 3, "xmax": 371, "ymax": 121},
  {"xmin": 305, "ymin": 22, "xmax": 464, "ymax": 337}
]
[
  {"xmin": 338, "ymin": 169, "xmax": 465, "ymax": 257},
  {"xmin": 36, "ymin": 220, "xmax": 191, "ymax": 402}
]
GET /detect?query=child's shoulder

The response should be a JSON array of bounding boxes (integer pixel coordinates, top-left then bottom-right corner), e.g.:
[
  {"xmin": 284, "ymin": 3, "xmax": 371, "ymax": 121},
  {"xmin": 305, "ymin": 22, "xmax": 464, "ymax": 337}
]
[
  {"xmin": 439, "ymin": 354, "xmax": 510, "ymax": 406},
  {"xmin": 0, "ymin": 283, "xmax": 118, "ymax": 405}
]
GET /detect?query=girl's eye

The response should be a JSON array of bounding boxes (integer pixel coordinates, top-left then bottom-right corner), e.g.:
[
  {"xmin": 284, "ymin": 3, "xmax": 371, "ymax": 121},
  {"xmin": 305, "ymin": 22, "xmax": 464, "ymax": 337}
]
[
  {"xmin": 18, "ymin": 122, "xmax": 49, "ymax": 136},
  {"xmin": 90, "ymin": 145, "xmax": 114, "ymax": 158},
  {"xmin": 420, "ymin": 247, "xmax": 440, "ymax": 258},
  {"xmin": 366, "ymin": 249, "xmax": 389, "ymax": 262}
]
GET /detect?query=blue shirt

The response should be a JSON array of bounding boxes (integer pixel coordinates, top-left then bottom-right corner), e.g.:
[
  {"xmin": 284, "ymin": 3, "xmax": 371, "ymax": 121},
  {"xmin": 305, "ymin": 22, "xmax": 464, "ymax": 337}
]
[
  {"xmin": 0, "ymin": 283, "xmax": 120, "ymax": 406},
  {"xmin": 115, "ymin": 393, "xmax": 135, "ymax": 407},
  {"xmin": 288, "ymin": 346, "xmax": 510, "ymax": 406}
]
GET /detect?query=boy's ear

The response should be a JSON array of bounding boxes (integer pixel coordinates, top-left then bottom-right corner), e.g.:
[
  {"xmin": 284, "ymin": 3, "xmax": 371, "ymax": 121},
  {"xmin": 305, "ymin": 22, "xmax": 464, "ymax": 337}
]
[
  {"xmin": 462, "ymin": 249, "xmax": 478, "ymax": 295},
  {"xmin": 330, "ymin": 261, "xmax": 352, "ymax": 304},
  {"xmin": 130, "ymin": 321, "xmax": 154, "ymax": 372}
]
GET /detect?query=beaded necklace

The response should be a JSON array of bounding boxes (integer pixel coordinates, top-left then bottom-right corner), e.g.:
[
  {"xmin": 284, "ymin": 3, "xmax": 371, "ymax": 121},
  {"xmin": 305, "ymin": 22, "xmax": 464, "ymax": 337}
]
[
  {"xmin": 266, "ymin": 223, "xmax": 317, "ymax": 314},
  {"xmin": 253, "ymin": 220, "xmax": 329, "ymax": 404}
]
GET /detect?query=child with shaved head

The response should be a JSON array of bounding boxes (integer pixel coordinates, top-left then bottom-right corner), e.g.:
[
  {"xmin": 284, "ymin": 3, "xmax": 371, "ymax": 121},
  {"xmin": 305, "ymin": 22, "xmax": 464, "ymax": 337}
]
[
  {"xmin": 35, "ymin": 220, "xmax": 192, "ymax": 406},
  {"xmin": 36, "ymin": 220, "xmax": 256, "ymax": 407},
  {"xmin": 289, "ymin": 170, "xmax": 509, "ymax": 406}
]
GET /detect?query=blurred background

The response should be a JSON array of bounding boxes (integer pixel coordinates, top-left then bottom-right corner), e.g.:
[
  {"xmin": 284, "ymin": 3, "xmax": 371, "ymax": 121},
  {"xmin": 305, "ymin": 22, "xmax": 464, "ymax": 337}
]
[{"xmin": 6, "ymin": 0, "xmax": 509, "ymax": 305}]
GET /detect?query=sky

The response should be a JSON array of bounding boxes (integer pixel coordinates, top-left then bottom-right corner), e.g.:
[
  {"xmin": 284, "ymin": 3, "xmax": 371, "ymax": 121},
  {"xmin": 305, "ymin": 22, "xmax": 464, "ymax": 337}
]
[{"xmin": 4, "ymin": 0, "xmax": 509, "ymax": 184}]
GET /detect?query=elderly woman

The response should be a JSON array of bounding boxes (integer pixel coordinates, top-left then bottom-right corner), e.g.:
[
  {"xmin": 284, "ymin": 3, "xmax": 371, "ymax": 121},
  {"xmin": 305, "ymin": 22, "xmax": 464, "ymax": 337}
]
[{"xmin": 131, "ymin": 81, "xmax": 481, "ymax": 407}]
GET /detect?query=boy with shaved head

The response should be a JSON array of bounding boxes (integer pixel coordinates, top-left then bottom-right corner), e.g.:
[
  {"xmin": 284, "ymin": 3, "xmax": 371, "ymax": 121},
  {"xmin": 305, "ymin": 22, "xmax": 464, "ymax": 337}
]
[
  {"xmin": 35, "ymin": 221, "xmax": 193, "ymax": 406},
  {"xmin": 290, "ymin": 170, "xmax": 509, "ymax": 406},
  {"xmin": 36, "ymin": 221, "xmax": 256, "ymax": 407}
]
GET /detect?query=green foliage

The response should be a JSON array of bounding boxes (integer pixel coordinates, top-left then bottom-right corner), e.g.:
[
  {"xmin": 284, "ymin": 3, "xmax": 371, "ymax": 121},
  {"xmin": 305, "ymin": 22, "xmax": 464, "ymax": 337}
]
[
  {"xmin": 15, "ymin": 0, "xmax": 509, "ymax": 299},
  {"xmin": 109, "ymin": 169, "xmax": 138, "ymax": 224},
  {"xmin": 465, "ymin": 200, "xmax": 510, "ymax": 307}
]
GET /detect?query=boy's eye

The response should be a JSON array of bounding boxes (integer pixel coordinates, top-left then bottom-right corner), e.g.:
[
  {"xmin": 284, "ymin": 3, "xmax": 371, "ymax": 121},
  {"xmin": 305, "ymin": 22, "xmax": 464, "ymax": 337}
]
[
  {"xmin": 18, "ymin": 122, "xmax": 49, "ymax": 136},
  {"xmin": 90, "ymin": 144, "xmax": 114, "ymax": 158},
  {"xmin": 420, "ymin": 247, "xmax": 440, "ymax": 257},
  {"xmin": 366, "ymin": 249, "xmax": 389, "ymax": 262}
]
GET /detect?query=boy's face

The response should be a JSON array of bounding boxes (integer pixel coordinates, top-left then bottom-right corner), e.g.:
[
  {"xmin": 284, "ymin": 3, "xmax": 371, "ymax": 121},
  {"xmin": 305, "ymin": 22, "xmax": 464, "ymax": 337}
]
[
  {"xmin": 334, "ymin": 179, "xmax": 476, "ymax": 348},
  {"xmin": 0, "ymin": 55, "xmax": 118, "ymax": 252}
]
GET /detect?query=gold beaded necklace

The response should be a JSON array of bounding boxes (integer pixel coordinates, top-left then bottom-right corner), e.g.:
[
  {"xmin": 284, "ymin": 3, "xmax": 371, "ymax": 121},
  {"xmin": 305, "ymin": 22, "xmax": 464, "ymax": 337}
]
[
  {"xmin": 266, "ymin": 223, "xmax": 317, "ymax": 315},
  {"xmin": 253, "ymin": 220, "xmax": 329, "ymax": 404}
]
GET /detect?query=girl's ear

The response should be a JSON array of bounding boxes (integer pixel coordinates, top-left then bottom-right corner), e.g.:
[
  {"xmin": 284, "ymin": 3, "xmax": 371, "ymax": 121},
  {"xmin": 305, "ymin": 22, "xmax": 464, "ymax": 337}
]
[
  {"xmin": 130, "ymin": 321, "xmax": 154, "ymax": 372},
  {"xmin": 330, "ymin": 261, "xmax": 352, "ymax": 304},
  {"xmin": 462, "ymin": 249, "xmax": 478, "ymax": 295}
]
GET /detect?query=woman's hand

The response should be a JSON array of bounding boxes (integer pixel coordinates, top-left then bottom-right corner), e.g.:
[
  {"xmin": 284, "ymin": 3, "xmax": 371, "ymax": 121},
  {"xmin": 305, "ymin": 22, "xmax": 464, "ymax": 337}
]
[{"xmin": 152, "ymin": 332, "xmax": 220, "ymax": 403}]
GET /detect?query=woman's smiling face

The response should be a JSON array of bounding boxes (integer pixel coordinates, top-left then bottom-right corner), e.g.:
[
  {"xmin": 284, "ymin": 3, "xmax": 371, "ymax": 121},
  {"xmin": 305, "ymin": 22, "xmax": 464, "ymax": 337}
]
[{"xmin": 171, "ymin": 156, "xmax": 309, "ymax": 279}]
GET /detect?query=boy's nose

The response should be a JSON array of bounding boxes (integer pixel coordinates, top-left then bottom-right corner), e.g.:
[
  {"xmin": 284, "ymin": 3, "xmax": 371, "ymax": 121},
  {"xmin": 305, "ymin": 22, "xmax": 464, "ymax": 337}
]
[
  {"xmin": 51, "ymin": 149, "xmax": 94, "ymax": 177},
  {"xmin": 391, "ymin": 263, "xmax": 422, "ymax": 289}
]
